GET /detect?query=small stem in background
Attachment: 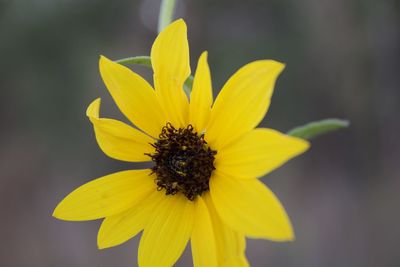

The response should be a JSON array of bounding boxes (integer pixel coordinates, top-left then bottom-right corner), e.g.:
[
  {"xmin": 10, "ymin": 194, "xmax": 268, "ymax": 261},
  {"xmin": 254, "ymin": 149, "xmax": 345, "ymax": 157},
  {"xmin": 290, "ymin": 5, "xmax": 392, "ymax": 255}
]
[
  {"xmin": 287, "ymin": 119, "xmax": 350, "ymax": 140},
  {"xmin": 158, "ymin": 0, "xmax": 177, "ymax": 33}
]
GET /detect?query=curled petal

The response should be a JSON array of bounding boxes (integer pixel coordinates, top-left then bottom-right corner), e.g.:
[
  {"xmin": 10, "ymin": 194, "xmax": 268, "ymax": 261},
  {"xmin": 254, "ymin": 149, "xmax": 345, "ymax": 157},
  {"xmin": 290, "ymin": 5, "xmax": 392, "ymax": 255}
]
[
  {"xmin": 99, "ymin": 56, "xmax": 166, "ymax": 138},
  {"xmin": 86, "ymin": 98, "xmax": 154, "ymax": 162}
]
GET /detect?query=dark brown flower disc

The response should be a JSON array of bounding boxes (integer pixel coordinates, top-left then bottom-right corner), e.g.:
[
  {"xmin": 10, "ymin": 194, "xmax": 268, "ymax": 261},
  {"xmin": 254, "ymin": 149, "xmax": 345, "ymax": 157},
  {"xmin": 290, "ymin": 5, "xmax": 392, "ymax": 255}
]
[{"xmin": 146, "ymin": 123, "xmax": 217, "ymax": 201}]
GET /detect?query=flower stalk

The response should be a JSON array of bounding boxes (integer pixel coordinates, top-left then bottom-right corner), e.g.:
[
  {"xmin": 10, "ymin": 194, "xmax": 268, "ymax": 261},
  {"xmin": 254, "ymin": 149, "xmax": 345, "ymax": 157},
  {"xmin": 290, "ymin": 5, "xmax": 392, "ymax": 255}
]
[{"xmin": 158, "ymin": 0, "xmax": 177, "ymax": 33}]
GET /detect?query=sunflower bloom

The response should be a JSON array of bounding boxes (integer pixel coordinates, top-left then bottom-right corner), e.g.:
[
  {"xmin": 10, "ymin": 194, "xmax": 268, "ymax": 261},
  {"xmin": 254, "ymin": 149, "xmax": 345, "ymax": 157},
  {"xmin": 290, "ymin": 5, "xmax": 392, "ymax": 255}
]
[{"xmin": 53, "ymin": 19, "xmax": 309, "ymax": 267}]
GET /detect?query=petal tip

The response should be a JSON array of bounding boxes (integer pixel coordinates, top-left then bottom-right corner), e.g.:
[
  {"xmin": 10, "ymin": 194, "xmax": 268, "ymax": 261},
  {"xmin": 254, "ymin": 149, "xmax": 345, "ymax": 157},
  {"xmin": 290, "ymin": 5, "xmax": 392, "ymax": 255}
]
[
  {"xmin": 286, "ymin": 225, "xmax": 295, "ymax": 241},
  {"xmin": 97, "ymin": 244, "xmax": 108, "ymax": 250},
  {"xmin": 267, "ymin": 60, "xmax": 286, "ymax": 73},
  {"xmin": 172, "ymin": 18, "xmax": 187, "ymax": 28},
  {"xmin": 52, "ymin": 196, "xmax": 78, "ymax": 221},
  {"xmin": 99, "ymin": 54, "xmax": 109, "ymax": 61},
  {"xmin": 280, "ymin": 219, "xmax": 295, "ymax": 242},
  {"xmin": 52, "ymin": 202, "xmax": 66, "ymax": 220},
  {"xmin": 199, "ymin": 51, "xmax": 209, "ymax": 61},
  {"xmin": 97, "ymin": 239, "xmax": 108, "ymax": 250},
  {"xmin": 99, "ymin": 55, "xmax": 115, "ymax": 71},
  {"xmin": 253, "ymin": 60, "xmax": 285, "ymax": 76},
  {"xmin": 278, "ymin": 62, "xmax": 286, "ymax": 72},
  {"xmin": 267, "ymin": 224, "xmax": 295, "ymax": 242},
  {"xmin": 97, "ymin": 226, "xmax": 111, "ymax": 250},
  {"xmin": 99, "ymin": 55, "xmax": 109, "ymax": 66},
  {"xmin": 161, "ymin": 18, "xmax": 187, "ymax": 35},
  {"xmin": 52, "ymin": 208, "xmax": 59, "ymax": 219},
  {"xmin": 284, "ymin": 231, "xmax": 296, "ymax": 242},
  {"xmin": 291, "ymin": 136, "xmax": 311, "ymax": 154},
  {"xmin": 86, "ymin": 98, "xmax": 101, "ymax": 119},
  {"xmin": 302, "ymin": 139, "xmax": 311, "ymax": 151}
]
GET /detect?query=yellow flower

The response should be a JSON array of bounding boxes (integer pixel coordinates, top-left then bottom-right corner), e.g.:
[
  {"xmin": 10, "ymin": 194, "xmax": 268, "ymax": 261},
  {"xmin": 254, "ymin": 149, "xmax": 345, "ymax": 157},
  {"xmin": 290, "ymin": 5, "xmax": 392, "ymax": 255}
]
[{"xmin": 53, "ymin": 19, "xmax": 309, "ymax": 267}]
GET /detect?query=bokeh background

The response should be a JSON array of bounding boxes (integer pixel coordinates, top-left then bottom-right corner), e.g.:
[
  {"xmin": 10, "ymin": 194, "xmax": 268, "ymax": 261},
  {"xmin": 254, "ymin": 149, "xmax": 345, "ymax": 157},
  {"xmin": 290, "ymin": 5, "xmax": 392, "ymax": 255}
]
[{"xmin": 1, "ymin": 0, "xmax": 399, "ymax": 266}]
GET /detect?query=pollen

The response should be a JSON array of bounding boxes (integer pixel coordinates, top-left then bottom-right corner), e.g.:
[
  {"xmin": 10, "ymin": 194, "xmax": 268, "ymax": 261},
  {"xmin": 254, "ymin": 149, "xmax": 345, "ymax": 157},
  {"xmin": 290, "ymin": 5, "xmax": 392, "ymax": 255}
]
[{"xmin": 147, "ymin": 123, "xmax": 217, "ymax": 201}]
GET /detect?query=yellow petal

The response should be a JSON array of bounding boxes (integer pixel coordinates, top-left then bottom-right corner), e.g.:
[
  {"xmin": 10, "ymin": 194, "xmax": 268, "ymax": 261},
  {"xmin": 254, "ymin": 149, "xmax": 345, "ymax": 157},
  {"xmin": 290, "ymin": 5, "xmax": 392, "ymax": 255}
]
[
  {"xmin": 189, "ymin": 51, "xmax": 213, "ymax": 132},
  {"xmin": 216, "ymin": 128, "xmax": 309, "ymax": 179},
  {"xmin": 151, "ymin": 19, "xmax": 190, "ymax": 128},
  {"xmin": 138, "ymin": 193, "xmax": 194, "ymax": 267},
  {"xmin": 97, "ymin": 190, "xmax": 163, "ymax": 249},
  {"xmin": 203, "ymin": 193, "xmax": 249, "ymax": 267},
  {"xmin": 205, "ymin": 60, "xmax": 285, "ymax": 149},
  {"xmin": 209, "ymin": 174, "xmax": 294, "ymax": 241},
  {"xmin": 86, "ymin": 98, "xmax": 155, "ymax": 162},
  {"xmin": 53, "ymin": 169, "xmax": 155, "ymax": 221},
  {"xmin": 99, "ymin": 55, "xmax": 166, "ymax": 138},
  {"xmin": 191, "ymin": 196, "xmax": 218, "ymax": 267}
]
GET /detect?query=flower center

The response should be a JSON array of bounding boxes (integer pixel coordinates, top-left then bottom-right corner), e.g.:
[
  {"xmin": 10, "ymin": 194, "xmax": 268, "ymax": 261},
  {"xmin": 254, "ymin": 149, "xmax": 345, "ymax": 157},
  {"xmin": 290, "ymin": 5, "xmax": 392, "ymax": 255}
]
[{"xmin": 147, "ymin": 123, "xmax": 217, "ymax": 201}]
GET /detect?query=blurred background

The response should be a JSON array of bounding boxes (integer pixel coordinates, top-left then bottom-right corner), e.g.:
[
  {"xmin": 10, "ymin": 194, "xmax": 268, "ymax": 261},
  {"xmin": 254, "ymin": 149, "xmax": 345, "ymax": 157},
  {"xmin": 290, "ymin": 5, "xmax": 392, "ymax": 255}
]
[{"xmin": 1, "ymin": 0, "xmax": 399, "ymax": 266}]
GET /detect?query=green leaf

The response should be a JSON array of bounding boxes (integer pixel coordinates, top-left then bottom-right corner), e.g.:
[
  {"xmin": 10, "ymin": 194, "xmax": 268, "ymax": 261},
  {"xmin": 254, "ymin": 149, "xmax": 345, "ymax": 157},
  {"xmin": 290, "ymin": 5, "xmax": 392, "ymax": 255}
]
[
  {"xmin": 115, "ymin": 56, "xmax": 194, "ymax": 96},
  {"xmin": 287, "ymin": 119, "xmax": 349, "ymax": 140}
]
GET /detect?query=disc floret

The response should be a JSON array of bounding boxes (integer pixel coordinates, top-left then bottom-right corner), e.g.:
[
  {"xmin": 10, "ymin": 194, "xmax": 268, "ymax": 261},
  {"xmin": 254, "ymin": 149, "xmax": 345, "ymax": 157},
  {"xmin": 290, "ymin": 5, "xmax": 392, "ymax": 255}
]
[{"xmin": 147, "ymin": 123, "xmax": 217, "ymax": 201}]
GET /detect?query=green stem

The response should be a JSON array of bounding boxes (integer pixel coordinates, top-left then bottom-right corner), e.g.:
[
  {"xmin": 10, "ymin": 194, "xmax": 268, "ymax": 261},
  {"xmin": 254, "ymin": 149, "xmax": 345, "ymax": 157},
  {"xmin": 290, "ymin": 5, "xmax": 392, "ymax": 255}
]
[{"xmin": 158, "ymin": 0, "xmax": 177, "ymax": 33}]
